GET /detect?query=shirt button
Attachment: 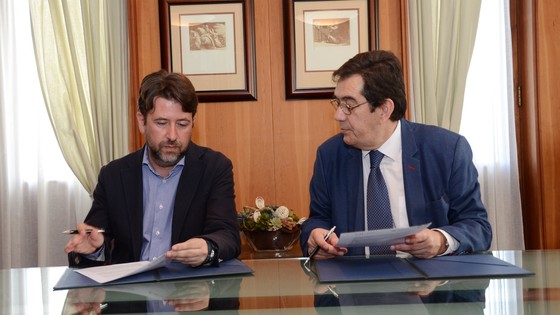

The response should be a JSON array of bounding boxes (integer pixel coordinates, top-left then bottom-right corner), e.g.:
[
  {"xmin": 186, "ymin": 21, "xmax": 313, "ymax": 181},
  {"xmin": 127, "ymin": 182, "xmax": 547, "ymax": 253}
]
[
  {"xmin": 162, "ymin": 179, "xmax": 167, "ymax": 184},
  {"xmin": 156, "ymin": 230, "xmax": 160, "ymax": 236},
  {"xmin": 159, "ymin": 204, "xmax": 163, "ymax": 210}
]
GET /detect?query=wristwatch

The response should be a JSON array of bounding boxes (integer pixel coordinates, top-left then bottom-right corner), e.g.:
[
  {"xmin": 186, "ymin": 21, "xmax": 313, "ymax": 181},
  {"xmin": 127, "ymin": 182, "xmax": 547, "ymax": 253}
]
[
  {"xmin": 202, "ymin": 239, "xmax": 218, "ymax": 267},
  {"xmin": 440, "ymin": 237, "xmax": 450, "ymax": 255}
]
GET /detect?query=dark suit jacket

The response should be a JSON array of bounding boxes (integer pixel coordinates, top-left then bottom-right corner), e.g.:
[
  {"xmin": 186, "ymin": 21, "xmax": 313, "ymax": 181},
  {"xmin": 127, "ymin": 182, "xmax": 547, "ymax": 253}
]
[
  {"xmin": 301, "ymin": 119, "xmax": 492, "ymax": 256},
  {"xmin": 70, "ymin": 142, "xmax": 240, "ymax": 266}
]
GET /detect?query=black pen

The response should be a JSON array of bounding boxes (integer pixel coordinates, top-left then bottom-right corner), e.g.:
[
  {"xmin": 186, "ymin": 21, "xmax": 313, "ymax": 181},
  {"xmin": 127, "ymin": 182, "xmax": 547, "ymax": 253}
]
[
  {"xmin": 305, "ymin": 226, "xmax": 336, "ymax": 265},
  {"xmin": 62, "ymin": 229, "xmax": 105, "ymax": 234}
]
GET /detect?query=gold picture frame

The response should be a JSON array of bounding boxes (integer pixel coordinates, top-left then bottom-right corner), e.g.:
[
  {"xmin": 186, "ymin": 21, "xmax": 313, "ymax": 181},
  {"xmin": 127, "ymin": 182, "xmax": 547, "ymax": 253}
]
[
  {"xmin": 159, "ymin": 0, "xmax": 257, "ymax": 102},
  {"xmin": 284, "ymin": 0, "xmax": 377, "ymax": 99}
]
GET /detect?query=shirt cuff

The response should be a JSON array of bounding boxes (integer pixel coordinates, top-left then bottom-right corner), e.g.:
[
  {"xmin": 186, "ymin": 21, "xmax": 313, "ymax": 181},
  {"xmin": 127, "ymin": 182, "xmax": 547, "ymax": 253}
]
[
  {"xmin": 84, "ymin": 244, "xmax": 106, "ymax": 261},
  {"xmin": 432, "ymin": 228, "xmax": 458, "ymax": 256}
]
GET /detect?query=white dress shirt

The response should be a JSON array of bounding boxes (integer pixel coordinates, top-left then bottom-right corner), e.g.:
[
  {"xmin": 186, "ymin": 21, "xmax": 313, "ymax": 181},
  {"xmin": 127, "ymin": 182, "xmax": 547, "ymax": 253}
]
[{"xmin": 362, "ymin": 121, "xmax": 458, "ymax": 256}]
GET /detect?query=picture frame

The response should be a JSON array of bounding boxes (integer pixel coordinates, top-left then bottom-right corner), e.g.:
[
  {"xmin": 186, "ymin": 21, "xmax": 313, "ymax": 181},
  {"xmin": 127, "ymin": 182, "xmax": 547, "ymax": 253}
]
[
  {"xmin": 283, "ymin": 0, "xmax": 377, "ymax": 99},
  {"xmin": 159, "ymin": 0, "xmax": 257, "ymax": 102}
]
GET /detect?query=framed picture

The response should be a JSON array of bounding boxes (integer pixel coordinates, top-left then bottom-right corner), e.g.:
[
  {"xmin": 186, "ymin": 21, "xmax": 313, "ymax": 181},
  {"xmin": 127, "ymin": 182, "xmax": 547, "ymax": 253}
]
[
  {"xmin": 159, "ymin": 0, "xmax": 256, "ymax": 102},
  {"xmin": 284, "ymin": 0, "xmax": 376, "ymax": 99}
]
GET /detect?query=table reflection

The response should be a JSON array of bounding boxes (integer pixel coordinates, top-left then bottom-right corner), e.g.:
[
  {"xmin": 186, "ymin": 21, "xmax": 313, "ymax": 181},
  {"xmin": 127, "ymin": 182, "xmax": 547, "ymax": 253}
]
[
  {"xmin": 1, "ymin": 250, "xmax": 557, "ymax": 314},
  {"xmin": 301, "ymin": 260, "xmax": 489, "ymax": 315},
  {"xmin": 61, "ymin": 277, "xmax": 242, "ymax": 314}
]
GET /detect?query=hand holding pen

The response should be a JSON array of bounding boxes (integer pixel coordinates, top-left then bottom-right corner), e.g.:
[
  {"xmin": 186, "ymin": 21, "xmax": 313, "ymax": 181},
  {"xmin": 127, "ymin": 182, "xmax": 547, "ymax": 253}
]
[
  {"xmin": 63, "ymin": 224, "xmax": 105, "ymax": 255},
  {"xmin": 305, "ymin": 226, "xmax": 337, "ymax": 265}
]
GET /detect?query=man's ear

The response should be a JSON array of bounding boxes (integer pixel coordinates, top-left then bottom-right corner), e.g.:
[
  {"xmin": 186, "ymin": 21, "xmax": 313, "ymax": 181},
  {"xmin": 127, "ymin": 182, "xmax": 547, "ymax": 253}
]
[
  {"xmin": 381, "ymin": 99, "xmax": 395, "ymax": 119},
  {"xmin": 136, "ymin": 111, "xmax": 146, "ymax": 134}
]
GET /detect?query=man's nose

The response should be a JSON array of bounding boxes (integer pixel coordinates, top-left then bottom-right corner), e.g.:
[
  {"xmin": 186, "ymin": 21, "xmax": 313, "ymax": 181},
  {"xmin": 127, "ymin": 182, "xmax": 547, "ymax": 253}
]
[
  {"xmin": 334, "ymin": 106, "xmax": 346, "ymax": 121},
  {"xmin": 167, "ymin": 125, "xmax": 178, "ymax": 140}
]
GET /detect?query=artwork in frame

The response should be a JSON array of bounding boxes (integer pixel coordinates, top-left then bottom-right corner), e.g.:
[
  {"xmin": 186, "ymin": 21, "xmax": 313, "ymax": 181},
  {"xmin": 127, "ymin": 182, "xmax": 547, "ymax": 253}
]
[
  {"xmin": 159, "ymin": 0, "xmax": 256, "ymax": 102},
  {"xmin": 283, "ymin": 0, "xmax": 377, "ymax": 99}
]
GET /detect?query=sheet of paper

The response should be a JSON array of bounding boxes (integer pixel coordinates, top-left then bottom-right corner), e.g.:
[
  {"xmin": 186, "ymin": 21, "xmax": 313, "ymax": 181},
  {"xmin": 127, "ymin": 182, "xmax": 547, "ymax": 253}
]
[
  {"xmin": 336, "ymin": 223, "xmax": 431, "ymax": 247},
  {"xmin": 74, "ymin": 255, "xmax": 170, "ymax": 284}
]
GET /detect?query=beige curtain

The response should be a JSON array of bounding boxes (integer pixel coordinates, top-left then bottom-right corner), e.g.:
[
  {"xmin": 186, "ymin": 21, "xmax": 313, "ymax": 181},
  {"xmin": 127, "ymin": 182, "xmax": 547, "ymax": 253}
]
[
  {"xmin": 408, "ymin": 0, "xmax": 481, "ymax": 132},
  {"xmin": 409, "ymin": 0, "xmax": 524, "ymax": 251},
  {"xmin": 2, "ymin": 0, "xmax": 93, "ymax": 268},
  {"xmin": 29, "ymin": 0, "xmax": 129, "ymax": 194}
]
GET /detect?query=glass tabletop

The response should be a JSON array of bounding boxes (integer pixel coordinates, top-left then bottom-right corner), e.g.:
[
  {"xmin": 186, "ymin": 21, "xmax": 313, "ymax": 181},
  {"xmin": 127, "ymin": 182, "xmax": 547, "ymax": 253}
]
[{"xmin": 1, "ymin": 250, "xmax": 558, "ymax": 314}]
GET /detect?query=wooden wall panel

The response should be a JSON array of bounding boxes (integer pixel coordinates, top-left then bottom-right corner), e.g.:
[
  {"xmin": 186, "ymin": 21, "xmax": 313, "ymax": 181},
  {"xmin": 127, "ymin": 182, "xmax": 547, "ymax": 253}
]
[
  {"xmin": 191, "ymin": 1, "xmax": 277, "ymax": 211},
  {"xmin": 535, "ymin": 0, "xmax": 560, "ymax": 248},
  {"xmin": 127, "ymin": 0, "xmax": 162, "ymax": 151},
  {"xmin": 378, "ymin": 0, "xmax": 406, "ymax": 58},
  {"xmin": 378, "ymin": 0, "xmax": 409, "ymax": 119},
  {"xmin": 517, "ymin": 0, "xmax": 560, "ymax": 249},
  {"xmin": 268, "ymin": 0, "xmax": 338, "ymax": 218},
  {"xmin": 128, "ymin": 0, "xmax": 406, "ymax": 221},
  {"xmin": 517, "ymin": 0, "xmax": 544, "ymax": 249}
]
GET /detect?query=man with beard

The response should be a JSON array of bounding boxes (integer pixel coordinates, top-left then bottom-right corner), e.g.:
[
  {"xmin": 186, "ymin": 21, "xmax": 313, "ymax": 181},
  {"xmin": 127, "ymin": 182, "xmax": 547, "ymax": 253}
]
[{"xmin": 64, "ymin": 70, "xmax": 240, "ymax": 268}]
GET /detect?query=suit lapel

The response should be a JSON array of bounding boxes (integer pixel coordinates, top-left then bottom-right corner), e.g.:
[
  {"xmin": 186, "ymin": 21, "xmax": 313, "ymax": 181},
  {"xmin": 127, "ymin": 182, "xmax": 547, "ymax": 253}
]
[
  {"xmin": 341, "ymin": 144, "xmax": 365, "ymax": 256},
  {"xmin": 344, "ymin": 145, "xmax": 364, "ymax": 232},
  {"xmin": 171, "ymin": 143, "xmax": 205, "ymax": 243},
  {"xmin": 121, "ymin": 149, "xmax": 145, "ymax": 260},
  {"xmin": 400, "ymin": 120, "xmax": 427, "ymax": 226}
]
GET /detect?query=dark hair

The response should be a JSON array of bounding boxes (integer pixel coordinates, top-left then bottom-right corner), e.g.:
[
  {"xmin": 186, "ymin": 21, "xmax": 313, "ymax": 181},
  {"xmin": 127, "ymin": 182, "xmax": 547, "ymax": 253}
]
[
  {"xmin": 332, "ymin": 50, "xmax": 407, "ymax": 120},
  {"xmin": 138, "ymin": 69, "xmax": 198, "ymax": 118}
]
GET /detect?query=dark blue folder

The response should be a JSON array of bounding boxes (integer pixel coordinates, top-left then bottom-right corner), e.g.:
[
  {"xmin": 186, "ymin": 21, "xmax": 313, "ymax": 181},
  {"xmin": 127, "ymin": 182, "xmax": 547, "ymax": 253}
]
[
  {"xmin": 315, "ymin": 255, "xmax": 425, "ymax": 282},
  {"xmin": 54, "ymin": 258, "xmax": 253, "ymax": 290},
  {"xmin": 315, "ymin": 253, "xmax": 534, "ymax": 283},
  {"xmin": 409, "ymin": 254, "xmax": 534, "ymax": 279}
]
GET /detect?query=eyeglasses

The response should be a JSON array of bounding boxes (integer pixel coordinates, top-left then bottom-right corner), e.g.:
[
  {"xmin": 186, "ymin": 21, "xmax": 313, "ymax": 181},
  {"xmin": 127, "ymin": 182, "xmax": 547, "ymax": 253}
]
[{"xmin": 330, "ymin": 98, "xmax": 368, "ymax": 115}]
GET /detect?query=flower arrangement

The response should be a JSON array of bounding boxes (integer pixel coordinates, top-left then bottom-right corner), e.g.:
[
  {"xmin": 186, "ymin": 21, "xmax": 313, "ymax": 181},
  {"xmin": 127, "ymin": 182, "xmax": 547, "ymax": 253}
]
[
  {"xmin": 238, "ymin": 197, "xmax": 306, "ymax": 252},
  {"xmin": 238, "ymin": 197, "xmax": 305, "ymax": 232}
]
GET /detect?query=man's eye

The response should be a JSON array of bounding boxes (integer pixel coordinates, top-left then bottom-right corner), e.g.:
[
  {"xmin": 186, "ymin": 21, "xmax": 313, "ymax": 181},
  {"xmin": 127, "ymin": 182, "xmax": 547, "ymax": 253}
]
[{"xmin": 155, "ymin": 121, "xmax": 167, "ymax": 126}]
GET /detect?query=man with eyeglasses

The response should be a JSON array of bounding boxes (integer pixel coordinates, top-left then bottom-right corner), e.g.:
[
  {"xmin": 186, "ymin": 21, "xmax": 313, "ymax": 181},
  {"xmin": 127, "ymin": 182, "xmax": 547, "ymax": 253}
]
[{"xmin": 301, "ymin": 50, "xmax": 492, "ymax": 260}]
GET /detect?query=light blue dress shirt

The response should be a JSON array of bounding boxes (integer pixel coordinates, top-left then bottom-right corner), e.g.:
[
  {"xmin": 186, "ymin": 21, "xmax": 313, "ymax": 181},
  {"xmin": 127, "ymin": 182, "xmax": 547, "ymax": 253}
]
[{"xmin": 140, "ymin": 147, "xmax": 184, "ymax": 261}]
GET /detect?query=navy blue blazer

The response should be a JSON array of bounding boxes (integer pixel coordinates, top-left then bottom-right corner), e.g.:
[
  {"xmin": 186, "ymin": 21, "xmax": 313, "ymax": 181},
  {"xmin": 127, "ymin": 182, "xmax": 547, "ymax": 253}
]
[
  {"xmin": 70, "ymin": 142, "xmax": 240, "ymax": 266},
  {"xmin": 301, "ymin": 119, "xmax": 492, "ymax": 256}
]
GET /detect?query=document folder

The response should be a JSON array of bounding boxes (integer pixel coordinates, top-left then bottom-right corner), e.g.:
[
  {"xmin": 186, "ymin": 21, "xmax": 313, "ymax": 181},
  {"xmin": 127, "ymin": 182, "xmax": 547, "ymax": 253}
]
[
  {"xmin": 54, "ymin": 258, "xmax": 253, "ymax": 290},
  {"xmin": 409, "ymin": 254, "xmax": 534, "ymax": 279},
  {"xmin": 315, "ymin": 256, "xmax": 425, "ymax": 282},
  {"xmin": 314, "ymin": 253, "xmax": 533, "ymax": 283}
]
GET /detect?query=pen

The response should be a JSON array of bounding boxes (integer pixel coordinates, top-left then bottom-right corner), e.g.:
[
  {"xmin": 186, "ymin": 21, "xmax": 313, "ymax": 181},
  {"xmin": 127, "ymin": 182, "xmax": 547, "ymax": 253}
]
[
  {"xmin": 327, "ymin": 285, "xmax": 339, "ymax": 299},
  {"xmin": 305, "ymin": 226, "xmax": 336, "ymax": 265},
  {"xmin": 62, "ymin": 229, "xmax": 105, "ymax": 234}
]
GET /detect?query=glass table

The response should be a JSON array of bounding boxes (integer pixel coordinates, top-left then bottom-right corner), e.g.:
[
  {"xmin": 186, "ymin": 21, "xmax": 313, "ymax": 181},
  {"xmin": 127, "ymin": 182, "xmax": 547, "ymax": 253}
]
[{"xmin": 1, "ymin": 250, "xmax": 558, "ymax": 314}]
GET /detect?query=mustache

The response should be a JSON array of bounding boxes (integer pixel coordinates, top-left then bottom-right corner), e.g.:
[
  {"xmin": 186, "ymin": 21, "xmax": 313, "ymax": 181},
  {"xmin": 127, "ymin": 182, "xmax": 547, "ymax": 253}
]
[{"xmin": 160, "ymin": 140, "xmax": 180, "ymax": 147}]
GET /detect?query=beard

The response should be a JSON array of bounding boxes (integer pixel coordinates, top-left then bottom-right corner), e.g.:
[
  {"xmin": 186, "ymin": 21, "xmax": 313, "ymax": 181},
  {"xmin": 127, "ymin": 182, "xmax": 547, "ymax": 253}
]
[{"xmin": 147, "ymin": 140, "xmax": 187, "ymax": 168}]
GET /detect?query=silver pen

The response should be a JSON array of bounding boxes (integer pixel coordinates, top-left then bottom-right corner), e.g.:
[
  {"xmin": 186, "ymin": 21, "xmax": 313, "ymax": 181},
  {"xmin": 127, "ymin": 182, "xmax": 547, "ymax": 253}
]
[
  {"xmin": 62, "ymin": 229, "xmax": 105, "ymax": 234},
  {"xmin": 305, "ymin": 226, "xmax": 336, "ymax": 265}
]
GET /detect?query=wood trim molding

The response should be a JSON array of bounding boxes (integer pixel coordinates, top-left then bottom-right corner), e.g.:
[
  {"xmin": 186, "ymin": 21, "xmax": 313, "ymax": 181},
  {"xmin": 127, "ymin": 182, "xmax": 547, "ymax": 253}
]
[
  {"xmin": 399, "ymin": 0, "xmax": 410, "ymax": 120},
  {"xmin": 127, "ymin": 0, "xmax": 143, "ymax": 152},
  {"xmin": 515, "ymin": 0, "xmax": 545, "ymax": 249}
]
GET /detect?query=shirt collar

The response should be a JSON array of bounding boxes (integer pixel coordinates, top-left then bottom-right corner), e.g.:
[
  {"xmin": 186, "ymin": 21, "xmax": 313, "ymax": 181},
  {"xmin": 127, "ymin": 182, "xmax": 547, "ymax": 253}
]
[
  {"xmin": 362, "ymin": 120, "xmax": 402, "ymax": 161},
  {"xmin": 142, "ymin": 146, "xmax": 185, "ymax": 177}
]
